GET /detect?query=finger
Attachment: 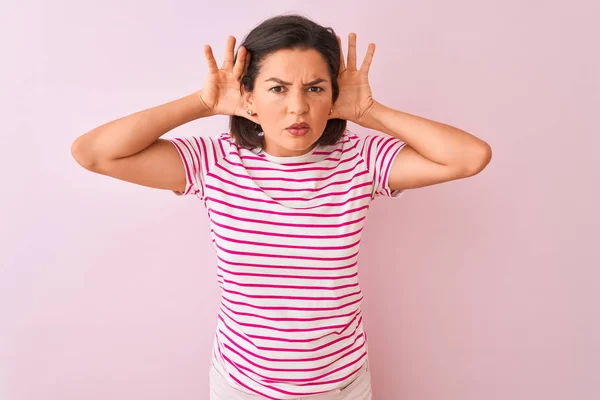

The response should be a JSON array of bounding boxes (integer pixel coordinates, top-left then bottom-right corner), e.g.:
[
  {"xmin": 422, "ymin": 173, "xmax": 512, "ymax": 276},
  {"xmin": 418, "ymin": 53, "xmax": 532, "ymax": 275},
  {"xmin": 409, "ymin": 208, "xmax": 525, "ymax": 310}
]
[
  {"xmin": 336, "ymin": 35, "xmax": 346, "ymax": 75},
  {"xmin": 359, "ymin": 43, "xmax": 376, "ymax": 74},
  {"xmin": 204, "ymin": 45, "xmax": 219, "ymax": 74},
  {"xmin": 232, "ymin": 46, "xmax": 246, "ymax": 79},
  {"xmin": 244, "ymin": 51, "xmax": 251, "ymax": 75},
  {"xmin": 222, "ymin": 36, "xmax": 236, "ymax": 71},
  {"xmin": 347, "ymin": 32, "xmax": 357, "ymax": 71}
]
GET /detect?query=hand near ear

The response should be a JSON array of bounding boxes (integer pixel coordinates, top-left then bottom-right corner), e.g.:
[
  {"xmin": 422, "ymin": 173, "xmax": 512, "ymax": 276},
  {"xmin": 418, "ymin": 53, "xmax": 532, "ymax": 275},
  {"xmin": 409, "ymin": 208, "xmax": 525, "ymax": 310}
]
[
  {"xmin": 197, "ymin": 35, "xmax": 260, "ymax": 124},
  {"xmin": 329, "ymin": 33, "xmax": 376, "ymax": 124}
]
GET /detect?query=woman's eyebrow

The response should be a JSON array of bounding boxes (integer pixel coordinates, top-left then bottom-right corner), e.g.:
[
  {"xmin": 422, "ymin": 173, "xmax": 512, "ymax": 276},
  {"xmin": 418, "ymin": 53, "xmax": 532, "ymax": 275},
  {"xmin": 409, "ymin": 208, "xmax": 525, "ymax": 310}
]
[{"xmin": 264, "ymin": 77, "xmax": 328, "ymax": 86}]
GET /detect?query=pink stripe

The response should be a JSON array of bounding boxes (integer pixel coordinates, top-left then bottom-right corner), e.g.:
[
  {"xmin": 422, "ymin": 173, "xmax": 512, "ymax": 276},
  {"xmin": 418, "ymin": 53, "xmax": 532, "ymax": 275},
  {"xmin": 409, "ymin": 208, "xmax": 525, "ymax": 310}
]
[
  {"xmin": 216, "ymin": 265, "xmax": 358, "ymax": 280},
  {"xmin": 219, "ymin": 314, "xmax": 347, "ymax": 335},
  {"xmin": 211, "ymin": 230, "xmax": 361, "ymax": 251},
  {"xmin": 206, "ymin": 183, "xmax": 371, "ymax": 205},
  {"xmin": 213, "ymin": 160, "xmax": 364, "ymax": 183},
  {"xmin": 207, "ymin": 190, "xmax": 372, "ymax": 210},
  {"xmin": 211, "ymin": 169, "xmax": 369, "ymax": 193},
  {"xmin": 214, "ymin": 243, "xmax": 359, "ymax": 261},
  {"xmin": 264, "ymin": 182, "xmax": 372, "ymax": 202},
  {"xmin": 208, "ymin": 203, "xmax": 368, "ymax": 221},
  {"xmin": 210, "ymin": 218, "xmax": 363, "ymax": 240},
  {"xmin": 222, "ymin": 279, "xmax": 358, "ymax": 291},
  {"xmin": 216, "ymin": 255, "xmax": 358, "ymax": 271},
  {"xmin": 221, "ymin": 295, "xmax": 364, "ymax": 312},
  {"xmin": 220, "ymin": 302, "xmax": 359, "ymax": 323},
  {"xmin": 220, "ymin": 287, "xmax": 362, "ymax": 301}
]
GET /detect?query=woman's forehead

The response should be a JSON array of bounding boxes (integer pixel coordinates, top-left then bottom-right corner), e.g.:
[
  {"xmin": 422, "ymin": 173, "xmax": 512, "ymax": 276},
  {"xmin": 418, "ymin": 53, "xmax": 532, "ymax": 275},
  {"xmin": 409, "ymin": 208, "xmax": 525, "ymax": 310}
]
[{"xmin": 258, "ymin": 48, "xmax": 329, "ymax": 80}]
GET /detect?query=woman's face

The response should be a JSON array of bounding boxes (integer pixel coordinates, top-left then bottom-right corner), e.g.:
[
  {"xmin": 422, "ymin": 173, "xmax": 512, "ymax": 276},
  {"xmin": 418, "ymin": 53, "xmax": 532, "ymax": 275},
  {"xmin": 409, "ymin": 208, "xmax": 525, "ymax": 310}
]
[{"xmin": 244, "ymin": 48, "xmax": 334, "ymax": 157}]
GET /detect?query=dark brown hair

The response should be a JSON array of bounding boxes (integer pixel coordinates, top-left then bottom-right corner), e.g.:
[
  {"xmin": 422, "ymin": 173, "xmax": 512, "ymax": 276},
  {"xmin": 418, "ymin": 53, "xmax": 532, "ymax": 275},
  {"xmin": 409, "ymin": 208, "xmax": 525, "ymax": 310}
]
[{"xmin": 230, "ymin": 13, "xmax": 347, "ymax": 149}]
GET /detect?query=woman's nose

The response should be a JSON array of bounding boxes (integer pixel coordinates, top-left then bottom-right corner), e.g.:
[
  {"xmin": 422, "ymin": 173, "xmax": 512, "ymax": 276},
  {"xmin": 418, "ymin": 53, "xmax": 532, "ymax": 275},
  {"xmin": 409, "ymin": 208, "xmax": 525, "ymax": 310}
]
[{"xmin": 287, "ymin": 90, "xmax": 309, "ymax": 115}]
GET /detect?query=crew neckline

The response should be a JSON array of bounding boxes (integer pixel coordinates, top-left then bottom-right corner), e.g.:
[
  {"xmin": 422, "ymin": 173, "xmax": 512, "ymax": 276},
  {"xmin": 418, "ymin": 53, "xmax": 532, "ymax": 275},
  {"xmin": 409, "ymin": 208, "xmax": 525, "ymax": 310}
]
[{"xmin": 252, "ymin": 141, "xmax": 320, "ymax": 164}]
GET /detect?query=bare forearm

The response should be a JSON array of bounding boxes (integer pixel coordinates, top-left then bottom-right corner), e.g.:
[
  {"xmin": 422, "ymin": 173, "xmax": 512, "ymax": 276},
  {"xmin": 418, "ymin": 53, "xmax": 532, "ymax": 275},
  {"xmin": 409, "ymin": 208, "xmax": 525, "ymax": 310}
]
[
  {"xmin": 72, "ymin": 92, "xmax": 214, "ymax": 162},
  {"xmin": 359, "ymin": 101, "xmax": 491, "ymax": 169}
]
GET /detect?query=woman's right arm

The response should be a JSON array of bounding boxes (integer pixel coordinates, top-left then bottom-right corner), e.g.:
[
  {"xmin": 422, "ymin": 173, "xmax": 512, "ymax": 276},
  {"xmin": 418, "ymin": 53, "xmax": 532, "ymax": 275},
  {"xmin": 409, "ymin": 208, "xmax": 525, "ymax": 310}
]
[
  {"xmin": 71, "ymin": 92, "xmax": 214, "ymax": 194},
  {"xmin": 72, "ymin": 36, "xmax": 256, "ymax": 194}
]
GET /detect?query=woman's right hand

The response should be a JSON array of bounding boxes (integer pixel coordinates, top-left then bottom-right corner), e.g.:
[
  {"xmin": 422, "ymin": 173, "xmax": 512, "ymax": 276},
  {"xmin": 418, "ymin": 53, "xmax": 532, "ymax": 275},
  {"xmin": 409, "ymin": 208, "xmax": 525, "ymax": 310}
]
[{"xmin": 197, "ymin": 36, "xmax": 259, "ymax": 124}]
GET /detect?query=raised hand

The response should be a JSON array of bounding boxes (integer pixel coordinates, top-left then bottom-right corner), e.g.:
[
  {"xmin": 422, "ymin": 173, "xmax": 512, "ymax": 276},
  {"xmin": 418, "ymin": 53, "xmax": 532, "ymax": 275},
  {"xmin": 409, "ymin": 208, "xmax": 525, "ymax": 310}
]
[
  {"xmin": 197, "ymin": 36, "xmax": 259, "ymax": 123},
  {"xmin": 329, "ymin": 33, "xmax": 377, "ymax": 125}
]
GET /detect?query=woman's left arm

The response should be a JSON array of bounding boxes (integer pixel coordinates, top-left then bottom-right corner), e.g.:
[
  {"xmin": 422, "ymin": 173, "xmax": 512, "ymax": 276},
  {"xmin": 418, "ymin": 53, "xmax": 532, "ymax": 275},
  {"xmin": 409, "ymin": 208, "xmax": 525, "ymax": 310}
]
[
  {"xmin": 331, "ymin": 32, "xmax": 492, "ymax": 191},
  {"xmin": 357, "ymin": 102, "xmax": 493, "ymax": 191}
]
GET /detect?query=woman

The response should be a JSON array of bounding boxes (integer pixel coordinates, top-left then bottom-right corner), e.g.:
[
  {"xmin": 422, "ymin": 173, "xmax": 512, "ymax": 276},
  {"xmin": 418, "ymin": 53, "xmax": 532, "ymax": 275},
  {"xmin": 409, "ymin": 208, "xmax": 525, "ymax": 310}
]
[{"xmin": 72, "ymin": 14, "xmax": 491, "ymax": 400}]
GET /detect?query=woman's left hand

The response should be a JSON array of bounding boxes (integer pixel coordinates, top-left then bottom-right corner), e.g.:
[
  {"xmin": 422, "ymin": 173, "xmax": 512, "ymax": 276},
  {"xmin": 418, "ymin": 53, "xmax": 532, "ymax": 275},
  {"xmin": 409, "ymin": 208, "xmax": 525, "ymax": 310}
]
[{"xmin": 329, "ymin": 33, "xmax": 377, "ymax": 125}]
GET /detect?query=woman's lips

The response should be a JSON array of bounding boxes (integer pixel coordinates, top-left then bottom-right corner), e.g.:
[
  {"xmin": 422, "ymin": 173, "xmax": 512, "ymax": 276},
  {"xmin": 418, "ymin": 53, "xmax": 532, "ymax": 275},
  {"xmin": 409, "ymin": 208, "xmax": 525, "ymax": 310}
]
[{"xmin": 287, "ymin": 127, "xmax": 309, "ymax": 136}]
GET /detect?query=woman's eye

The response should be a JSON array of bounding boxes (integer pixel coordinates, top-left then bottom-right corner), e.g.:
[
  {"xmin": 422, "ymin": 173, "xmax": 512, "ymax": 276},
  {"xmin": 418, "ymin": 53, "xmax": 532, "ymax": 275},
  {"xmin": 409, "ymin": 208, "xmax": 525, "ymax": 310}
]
[{"xmin": 269, "ymin": 86, "xmax": 324, "ymax": 93}]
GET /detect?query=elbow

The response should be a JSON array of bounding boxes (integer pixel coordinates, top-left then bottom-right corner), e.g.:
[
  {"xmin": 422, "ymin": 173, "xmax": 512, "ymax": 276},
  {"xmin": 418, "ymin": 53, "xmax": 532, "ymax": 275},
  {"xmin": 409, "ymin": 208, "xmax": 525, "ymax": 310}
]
[
  {"xmin": 71, "ymin": 136, "xmax": 98, "ymax": 171},
  {"xmin": 463, "ymin": 142, "xmax": 492, "ymax": 177}
]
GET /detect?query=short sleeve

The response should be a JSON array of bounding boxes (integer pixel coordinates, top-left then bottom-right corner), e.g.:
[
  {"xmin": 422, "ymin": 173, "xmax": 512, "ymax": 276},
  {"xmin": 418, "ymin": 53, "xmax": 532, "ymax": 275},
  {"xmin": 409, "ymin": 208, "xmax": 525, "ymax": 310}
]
[
  {"xmin": 167, "ymin": 135, "xmax": 216, "ymax": 198},
  {"xmin": 357, "ymin": 133, "xmax": 407, "ymax": 199}
]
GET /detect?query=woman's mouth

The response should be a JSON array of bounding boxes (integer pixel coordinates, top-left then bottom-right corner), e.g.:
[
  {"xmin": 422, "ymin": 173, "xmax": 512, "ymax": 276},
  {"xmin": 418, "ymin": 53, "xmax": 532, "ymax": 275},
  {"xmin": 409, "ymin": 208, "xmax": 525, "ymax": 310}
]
[
  {"xmin": 287, "ymin": 123, "xmax": 310, "ymax": 136},
  {"xmin": 287, "ymin": 127, "xmax": 309, "ymax": 136}
]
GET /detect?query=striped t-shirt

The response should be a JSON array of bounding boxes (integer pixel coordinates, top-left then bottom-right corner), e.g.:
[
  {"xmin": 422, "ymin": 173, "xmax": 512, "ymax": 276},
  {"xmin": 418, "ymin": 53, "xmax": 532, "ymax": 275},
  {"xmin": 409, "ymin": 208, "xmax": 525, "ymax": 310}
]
[{"xmin": 168, "ymin": 129, "xmax": 406, "ymax": 399}]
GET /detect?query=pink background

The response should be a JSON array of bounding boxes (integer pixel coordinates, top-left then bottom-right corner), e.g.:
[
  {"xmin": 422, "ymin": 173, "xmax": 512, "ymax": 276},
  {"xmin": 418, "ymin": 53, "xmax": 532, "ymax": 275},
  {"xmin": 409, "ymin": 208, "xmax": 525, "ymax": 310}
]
[{"xmin": 1, "ymin": 1, "xmax": 598, "ymax": 399}]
